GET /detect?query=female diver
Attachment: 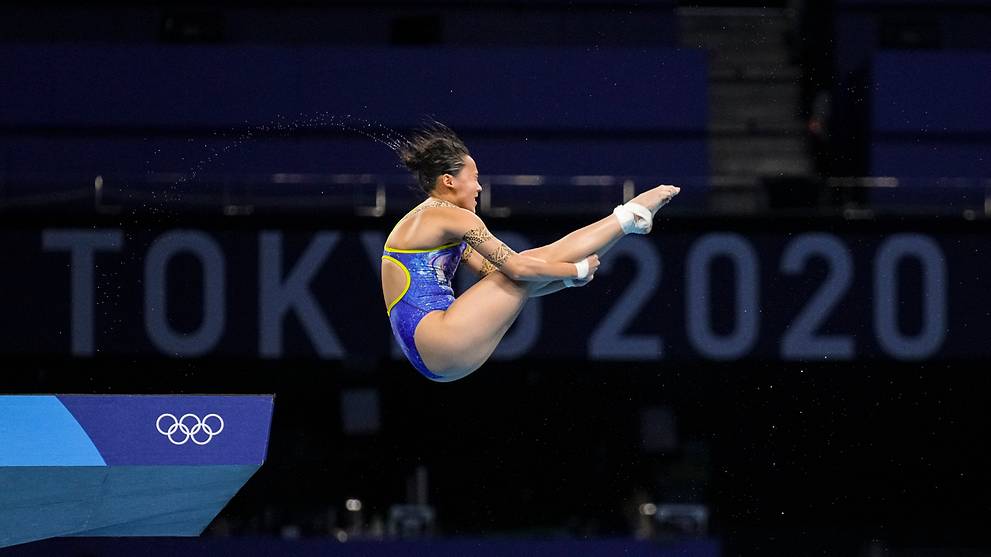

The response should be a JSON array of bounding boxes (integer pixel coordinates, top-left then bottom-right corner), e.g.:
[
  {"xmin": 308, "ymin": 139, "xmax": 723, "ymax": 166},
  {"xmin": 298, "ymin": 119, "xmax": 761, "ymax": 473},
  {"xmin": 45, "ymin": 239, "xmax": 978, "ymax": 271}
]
[{"xmin": 381, "ymin": 125, "xmax": 680, "ymax": 382}]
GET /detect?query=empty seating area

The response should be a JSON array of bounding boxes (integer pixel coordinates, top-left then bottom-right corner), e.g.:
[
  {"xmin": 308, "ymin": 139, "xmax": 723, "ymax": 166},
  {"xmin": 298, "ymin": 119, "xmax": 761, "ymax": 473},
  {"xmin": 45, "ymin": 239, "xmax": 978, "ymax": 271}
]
[
  {"xmin": 1, "ymin": 1, "xmax": 990, "ymax": 216},
  {"xmin": 0, "ymin": 43, "xmax": 708, "ymax": 212}
]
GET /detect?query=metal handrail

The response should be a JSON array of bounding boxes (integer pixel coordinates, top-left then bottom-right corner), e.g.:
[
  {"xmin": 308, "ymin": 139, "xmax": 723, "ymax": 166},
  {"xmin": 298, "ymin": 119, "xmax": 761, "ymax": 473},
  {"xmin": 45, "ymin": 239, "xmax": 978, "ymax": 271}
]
[{"xmin": 1, "ymin": 172, "xmax": 989, "ymax": 218}]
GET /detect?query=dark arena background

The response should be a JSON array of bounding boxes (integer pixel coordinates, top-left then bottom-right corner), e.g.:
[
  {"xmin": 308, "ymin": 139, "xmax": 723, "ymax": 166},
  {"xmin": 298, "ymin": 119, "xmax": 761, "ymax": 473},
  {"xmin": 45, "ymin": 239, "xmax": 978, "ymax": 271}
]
[{"xmin": 1, "ymin": 1, "xmax": 990, "ymax": 556}]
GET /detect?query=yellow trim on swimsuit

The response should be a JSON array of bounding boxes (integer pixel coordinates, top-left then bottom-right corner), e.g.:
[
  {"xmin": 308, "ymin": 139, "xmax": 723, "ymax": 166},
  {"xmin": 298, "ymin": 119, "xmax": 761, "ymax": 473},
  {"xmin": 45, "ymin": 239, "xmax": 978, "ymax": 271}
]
[
  {"xmin": 383, "ymin": 241, "xmax": 461, "ymax": 254},
  {"xmin": 381, "ymin": 255, "xmax": 412, "ymax": 316}
]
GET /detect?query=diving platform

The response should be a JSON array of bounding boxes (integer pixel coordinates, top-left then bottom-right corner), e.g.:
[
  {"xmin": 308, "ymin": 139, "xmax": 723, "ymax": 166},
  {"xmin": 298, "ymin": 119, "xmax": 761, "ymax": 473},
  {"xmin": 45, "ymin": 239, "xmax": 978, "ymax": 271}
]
[{"xmin": 0, "ymin": 394, "xmax": 274, "ymax": 548}]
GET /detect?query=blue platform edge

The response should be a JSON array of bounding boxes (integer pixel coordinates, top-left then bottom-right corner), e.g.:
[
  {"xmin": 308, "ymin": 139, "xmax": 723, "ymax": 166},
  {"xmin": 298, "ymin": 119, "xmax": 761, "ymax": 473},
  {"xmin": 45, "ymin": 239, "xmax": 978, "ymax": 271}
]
[
  {"xmin": 0, "ymin": 394, "xmax": 274, "ymax": 548},
  {"xmin": 0, "ymin": 396, "xmax": 106, "ymax": 466},
  {"xmin": 1, "ymin": 395, "xmax": 274, "ymax": 466}
]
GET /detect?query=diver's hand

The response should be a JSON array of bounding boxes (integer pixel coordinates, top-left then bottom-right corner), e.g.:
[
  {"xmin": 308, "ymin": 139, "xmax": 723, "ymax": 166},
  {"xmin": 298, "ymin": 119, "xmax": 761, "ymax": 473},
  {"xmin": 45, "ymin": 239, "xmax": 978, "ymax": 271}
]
[{"xmin": 583, "ymin": 254, "xmax": 600, "ymax": 277}]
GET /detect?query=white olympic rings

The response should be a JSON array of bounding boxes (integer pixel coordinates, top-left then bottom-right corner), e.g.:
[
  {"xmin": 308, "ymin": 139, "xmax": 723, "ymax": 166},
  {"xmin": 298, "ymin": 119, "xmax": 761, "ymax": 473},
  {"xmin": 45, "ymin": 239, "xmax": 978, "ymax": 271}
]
[{"xmin": 156, "ymin": 413, "xmax": 225, "ymax": 445}]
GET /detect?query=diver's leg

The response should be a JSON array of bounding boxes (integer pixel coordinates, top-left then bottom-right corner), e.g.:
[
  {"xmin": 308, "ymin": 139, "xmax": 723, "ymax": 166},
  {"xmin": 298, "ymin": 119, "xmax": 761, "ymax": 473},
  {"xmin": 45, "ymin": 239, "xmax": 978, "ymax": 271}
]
[
  {"xmin": 522, "ymin": 184, "xmax": 679, "ymax": 264},
  {"xmin": 414, "ymin": 271, "xmax": 538, "ymax": 380},
  {"xmin": 412, "ymin": 185, "xmax": 680, "ymax": 380}
]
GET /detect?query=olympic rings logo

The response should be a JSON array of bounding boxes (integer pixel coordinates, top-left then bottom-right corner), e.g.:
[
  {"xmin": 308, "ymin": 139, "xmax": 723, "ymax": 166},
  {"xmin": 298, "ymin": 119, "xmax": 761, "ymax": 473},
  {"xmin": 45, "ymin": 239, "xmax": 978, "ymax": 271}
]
[{"xmin": 156, "ymin": 413, "xmax": 224, "ymax": 446}]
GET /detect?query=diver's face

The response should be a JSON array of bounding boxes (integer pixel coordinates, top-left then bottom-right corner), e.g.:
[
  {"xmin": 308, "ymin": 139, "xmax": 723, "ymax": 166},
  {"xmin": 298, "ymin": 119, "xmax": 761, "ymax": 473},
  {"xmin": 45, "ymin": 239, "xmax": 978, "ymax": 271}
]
[{"xmin": 450, "ymin": 156, "xmax": 482, "ymax": 212}]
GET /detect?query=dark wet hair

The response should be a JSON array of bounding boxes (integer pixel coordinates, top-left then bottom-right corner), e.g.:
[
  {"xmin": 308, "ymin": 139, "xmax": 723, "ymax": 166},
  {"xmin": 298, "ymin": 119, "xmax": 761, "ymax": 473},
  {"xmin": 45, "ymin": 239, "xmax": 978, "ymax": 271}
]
[{"xmin": 398, "ymin": 122, "xmax": 471, "ymax": 195}]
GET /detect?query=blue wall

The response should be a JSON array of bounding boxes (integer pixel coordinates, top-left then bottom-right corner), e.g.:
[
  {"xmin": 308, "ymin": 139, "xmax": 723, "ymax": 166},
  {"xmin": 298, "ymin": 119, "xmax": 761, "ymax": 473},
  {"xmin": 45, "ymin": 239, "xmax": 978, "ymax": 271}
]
[
  {"xmin": 831, "ymin": 1, "xmax": 991, "ymax": 177},
  {"xmin": 0, "ymin": 45, "xmax": 707, "ymax": 179},
  {"xmin": 870, "ymin": 51, "xmax": 991, "ymax": 179}
]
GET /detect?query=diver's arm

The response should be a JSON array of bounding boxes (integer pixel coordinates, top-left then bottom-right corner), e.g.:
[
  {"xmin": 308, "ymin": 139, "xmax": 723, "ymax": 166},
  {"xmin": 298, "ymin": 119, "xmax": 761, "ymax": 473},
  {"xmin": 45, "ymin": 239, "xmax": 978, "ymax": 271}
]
[{"xmin": 448, "ymin": 211, "xmax": 589, "ymax": 282}]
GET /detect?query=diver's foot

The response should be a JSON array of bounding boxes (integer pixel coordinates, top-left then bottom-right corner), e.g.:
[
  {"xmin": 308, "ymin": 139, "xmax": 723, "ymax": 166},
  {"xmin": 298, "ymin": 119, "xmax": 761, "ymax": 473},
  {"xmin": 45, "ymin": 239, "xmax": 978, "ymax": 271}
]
[{"xmin": 631, "ymin": 184, "xmax": 681, "ymax": 219}]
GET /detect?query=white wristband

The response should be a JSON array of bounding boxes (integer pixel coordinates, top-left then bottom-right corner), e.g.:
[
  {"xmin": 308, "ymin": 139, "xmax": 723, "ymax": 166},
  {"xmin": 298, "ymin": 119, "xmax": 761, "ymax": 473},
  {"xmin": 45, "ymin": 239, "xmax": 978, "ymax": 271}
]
[{"xmin": 574, "ymin": 258, "xmax": 589, "ymax": 280}]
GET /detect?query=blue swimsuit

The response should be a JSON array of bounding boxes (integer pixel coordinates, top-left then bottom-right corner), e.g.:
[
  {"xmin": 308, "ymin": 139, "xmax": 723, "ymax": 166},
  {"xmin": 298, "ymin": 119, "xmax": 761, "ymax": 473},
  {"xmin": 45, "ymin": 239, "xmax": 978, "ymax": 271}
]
[{"xmin": 382, "ymin": 241, "xmax": 467, "ymax": 380}]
